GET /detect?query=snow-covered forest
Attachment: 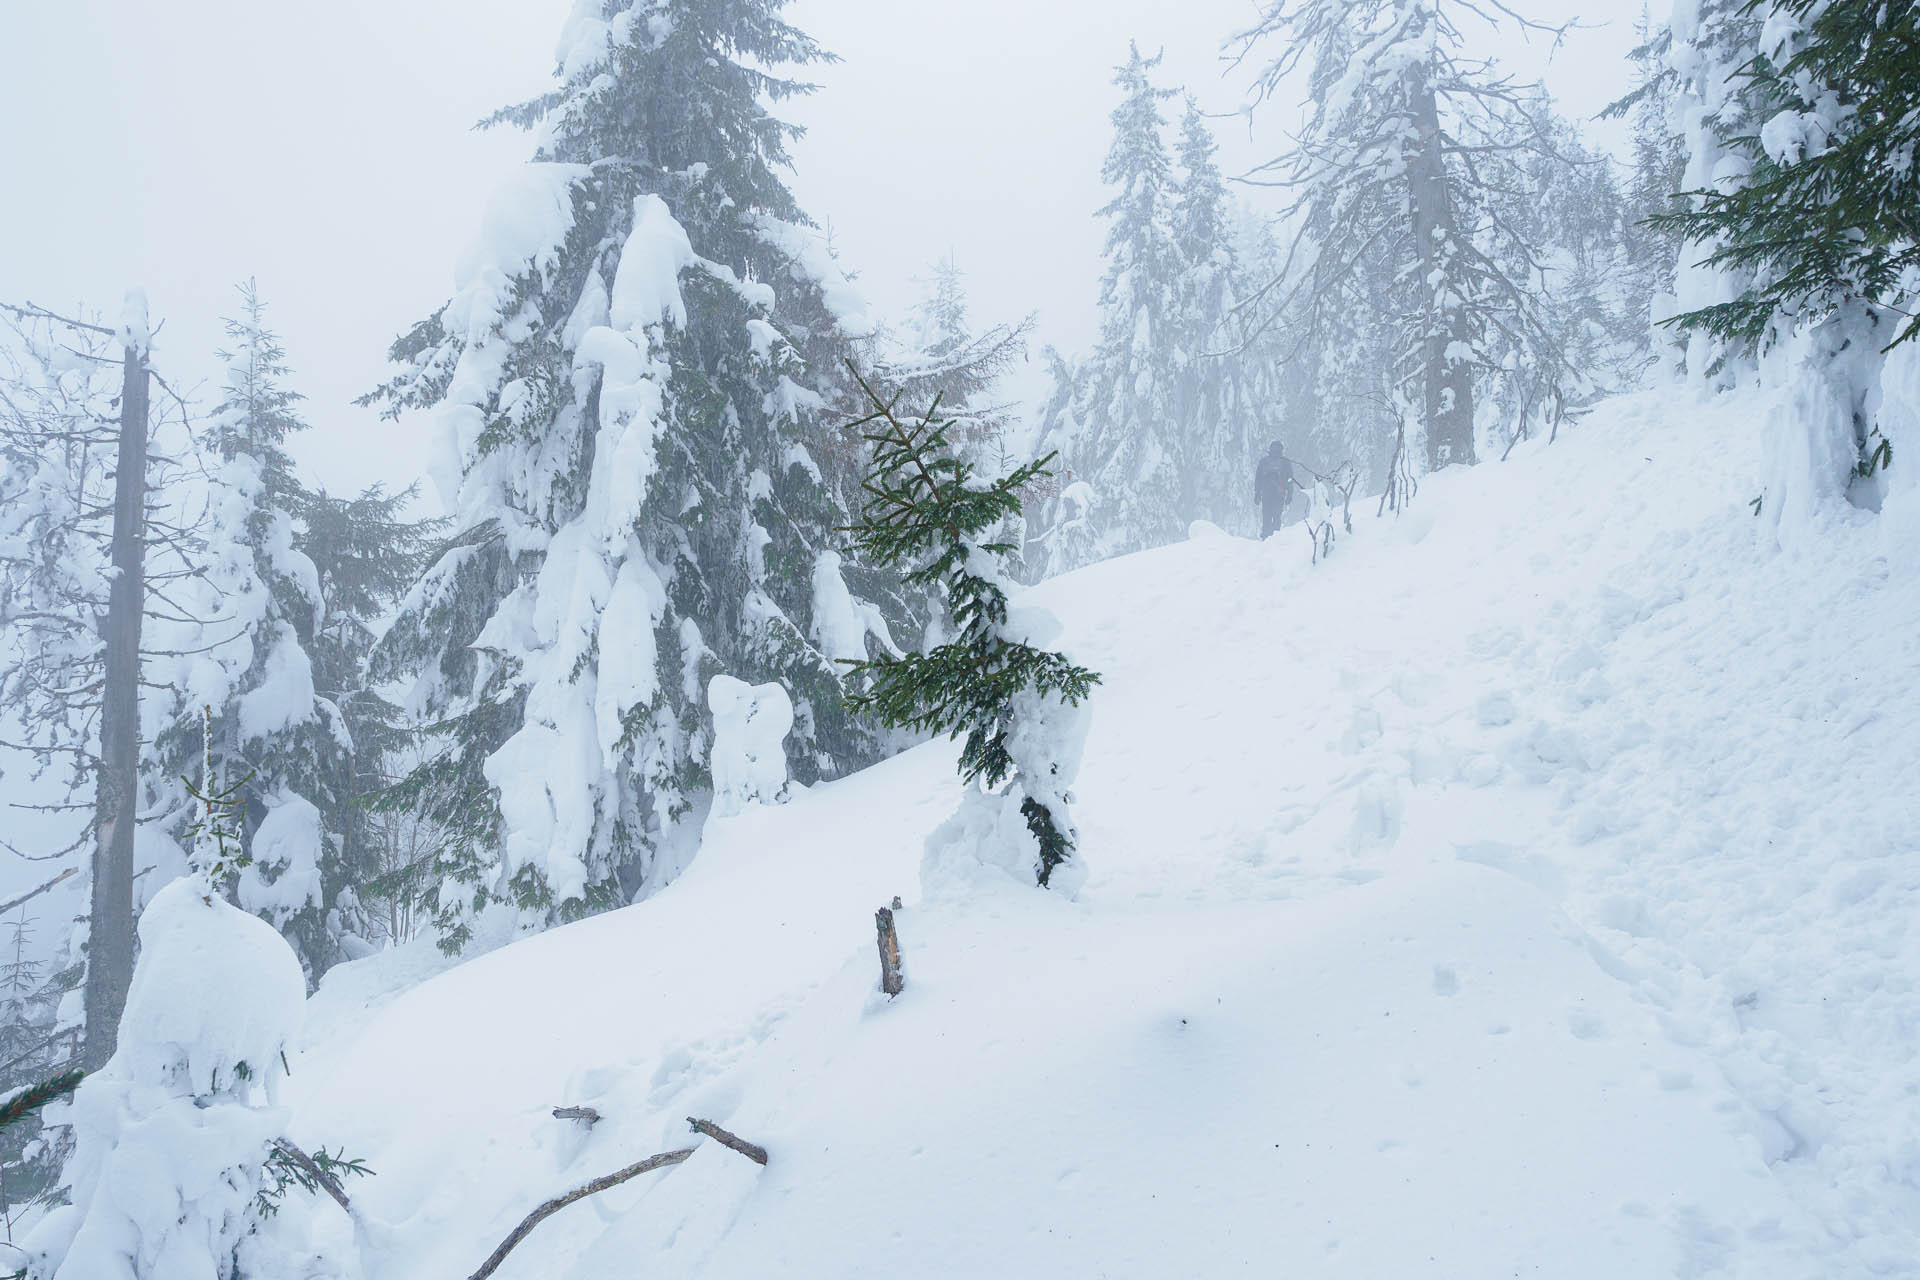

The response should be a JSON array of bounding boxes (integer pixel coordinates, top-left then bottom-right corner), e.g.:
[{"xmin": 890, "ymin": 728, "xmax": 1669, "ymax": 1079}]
[{"xmin": 0, "ymin": 0, "xmax": 1917, "ymax": 1275}]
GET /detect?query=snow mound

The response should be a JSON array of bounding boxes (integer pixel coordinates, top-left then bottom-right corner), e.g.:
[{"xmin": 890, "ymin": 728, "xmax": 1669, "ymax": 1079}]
[
  {"xmin": 707, "ymin": 675, "xmax": 793, "ymax": 818},
  {"xmin": 117, "ymin": 877, "xmax": 308, "ymax": 1093},
  {"xmin": 29, "ymin": 878, "xmax": 308, "ymax": 1280},
  {"xmin": 292, "ymin": 386, "xmax": 1920, "ymax": 1278}
]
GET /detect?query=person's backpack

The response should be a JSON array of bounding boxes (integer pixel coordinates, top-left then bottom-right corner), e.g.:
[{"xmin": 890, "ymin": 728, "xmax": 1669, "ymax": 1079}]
[{"xmin": 1256, "ymin": 453, "xmax": 1294, "ymax": 505}]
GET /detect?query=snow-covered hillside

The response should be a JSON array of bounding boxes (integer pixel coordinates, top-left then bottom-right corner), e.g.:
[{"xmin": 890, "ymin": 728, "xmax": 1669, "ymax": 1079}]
[{"xmin": 284, "ymin": 385, "xmax": 1920, "ymax": 1278}]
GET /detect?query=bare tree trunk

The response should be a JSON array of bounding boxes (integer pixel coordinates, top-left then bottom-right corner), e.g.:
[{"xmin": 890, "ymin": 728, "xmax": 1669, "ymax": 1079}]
[
  {"xmin": 1406, "ymin": 66, "xmax": 1476, "ymax": 472},
  {"xmin": 81, "ymin": 336, "xmax": 148, "ymax": 1071}
]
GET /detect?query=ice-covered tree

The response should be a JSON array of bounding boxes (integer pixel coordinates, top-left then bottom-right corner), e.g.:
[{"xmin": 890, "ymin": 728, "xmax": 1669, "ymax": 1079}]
[
  {"xmin": 842, "ymin": 372, "xmax": 1100, "ymax": 891},
  {"xmin": 365, "ymin": 0, "xmax": 913, "ymax": 948},
  {"xmin": 1233, "ymin": 0, "xmax": 1589, "ymax": 473}
]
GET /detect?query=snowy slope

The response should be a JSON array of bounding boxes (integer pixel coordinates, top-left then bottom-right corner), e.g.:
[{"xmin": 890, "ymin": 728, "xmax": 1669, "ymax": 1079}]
[{"xmin": 286, "ymin": 385, "xmax": 1920, "ymax": 1279}]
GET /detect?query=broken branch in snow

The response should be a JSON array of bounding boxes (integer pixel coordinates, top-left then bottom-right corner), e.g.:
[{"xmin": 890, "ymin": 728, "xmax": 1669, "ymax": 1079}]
[
  {"xmin": 466, "ymin": 1147, "xmax": 697, "ymax": 1280},
  {"xmin": 465, "ymin": 1118, "xmax": 769, "ymax": 1280},
  {"xmin": 875, "ymin": 904, "xmax": 905, "ymax": 997},
  {"xmin": 551, "ymin": 1105, "xmax": 601, "ymax": 1126},
  {"xmin": 269, "ymin": 1138, "xmax": 353, "ymax": 1214},
  {"xmin": 687, "ymin": 1116, "xmax": 768, "ymax": 1166}
]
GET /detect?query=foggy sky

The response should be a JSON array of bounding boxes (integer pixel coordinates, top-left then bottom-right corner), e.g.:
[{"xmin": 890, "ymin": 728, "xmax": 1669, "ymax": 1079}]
[{"xmin": 0, "ymin": 0, "xmax": 1636, "ymax": 506}]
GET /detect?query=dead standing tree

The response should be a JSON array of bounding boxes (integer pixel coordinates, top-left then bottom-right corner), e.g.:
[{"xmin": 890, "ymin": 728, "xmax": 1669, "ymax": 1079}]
[{"xmin": 0, "ymin": 296, "xmax": 199, "ymax": 1068}]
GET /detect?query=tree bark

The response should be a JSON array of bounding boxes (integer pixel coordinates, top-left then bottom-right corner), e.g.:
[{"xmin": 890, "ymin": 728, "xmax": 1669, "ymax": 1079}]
[
  {"xmin": 1406, "ymin": 65, "xmax": 1476, "ymax": 472},
  {"xmin": 81, "ymin": 338, "xmax": 148, "ymax": 1071},
  {"xmin": 875, "ymin": 905, "xmax": 905, "ymax": 997}
]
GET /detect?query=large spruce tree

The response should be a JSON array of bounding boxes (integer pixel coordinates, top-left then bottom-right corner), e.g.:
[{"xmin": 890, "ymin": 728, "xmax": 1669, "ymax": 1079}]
[
  {"xmin": 365, "ymin": 0, "xmax": 911, "ymax": 948},
  {"xmin": 1068, "ymin": 43, "xmax": 1186, "ymax": 563}
]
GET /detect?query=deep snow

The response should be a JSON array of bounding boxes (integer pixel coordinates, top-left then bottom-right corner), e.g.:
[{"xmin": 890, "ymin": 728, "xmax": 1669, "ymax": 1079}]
[{"xmin": 285, "ymin": 384, "xmax": 1919, "ymax": 1278}]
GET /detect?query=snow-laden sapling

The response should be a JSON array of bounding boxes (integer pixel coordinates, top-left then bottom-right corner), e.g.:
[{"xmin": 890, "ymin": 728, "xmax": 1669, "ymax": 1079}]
[
  {"xmin": 22, "ymin": 873, "xmax": 309, "ymax": 1279},
  {"xmin": 841, "ymin": 368, "xmax": 1101, "ymax": 890}
]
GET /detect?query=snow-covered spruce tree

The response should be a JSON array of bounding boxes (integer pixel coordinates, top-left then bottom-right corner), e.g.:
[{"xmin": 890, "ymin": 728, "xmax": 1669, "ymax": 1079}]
[
  {"xmin": 0, "ymin": 915, "xmax": 79, "ymax": 1210},
  {"xmin": 842, "ymin": 371, "xmax": 1100, "ymax": 891},
  {"xmin": 1600, "ymin": 4, "xmax": 1694, "ymax": 374},
  {"xmin": 1020, "ymin": 347, "xmax": 1099, "ymax": 582},
  {"xmin": 1659, "ymin": 0, "xmax": 1917, "ymax": 521},
  {"xmin": 1476, "ymin": 108, "xmax": 1649, "ymax": 454},
  {"xmin": 1233, "ymin": 0, "xmax": 1590, "ymax": 473},
  {"xmin": 364, "ymin": 0, "xmax": 913, "ymax": 948},
  {"xmin": 1168, "ymin": 95, "xmax": 1260, "ymax": 532},
  {"xmin": 1065, "ymin": 42, "xmax": 1185, "ymax": 564},
  {"xmin": 149, "ymin": 282, "xmax": 355, "ymax": 982},
  {"xmin": 876, "ymin": 255, "xmax": 1033, "ymax": 475},
  {"xmin": 294, "ymin": 482, "xmax": 446, "ymax": 956}
]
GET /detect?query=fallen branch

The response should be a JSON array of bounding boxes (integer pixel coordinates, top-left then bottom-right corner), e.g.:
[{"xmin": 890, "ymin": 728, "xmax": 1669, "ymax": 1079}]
[
  {"xmin": 551, "ymin": 1106, "xmax": 601, "ymax": 1126},
  {"xmin": 467, "ymin": 1148, "xmax": 696, "ymax": 1280},
  {"xmin": 465, "ymin": 1117, "xmax": 769, "ymax": 1280},
  {"xmin": 269, "ymin": 1138, "xmax": 354, "ymax": 1214},
  {"xmin": 687, "ymin": 1116, "xmax": 768, "ymax": 1166}
]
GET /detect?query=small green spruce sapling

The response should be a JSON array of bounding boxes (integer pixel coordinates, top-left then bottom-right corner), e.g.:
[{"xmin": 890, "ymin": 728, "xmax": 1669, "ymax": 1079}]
[{"xmin": 841, "ymin": 366, "xmax": 1100, "ymax": 887}]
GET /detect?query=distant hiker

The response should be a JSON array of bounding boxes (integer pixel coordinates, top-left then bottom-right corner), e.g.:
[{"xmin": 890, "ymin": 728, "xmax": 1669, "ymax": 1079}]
[{"xmin": 1254, "ymin": 440, "xmax": 1303, "ymax": 537}]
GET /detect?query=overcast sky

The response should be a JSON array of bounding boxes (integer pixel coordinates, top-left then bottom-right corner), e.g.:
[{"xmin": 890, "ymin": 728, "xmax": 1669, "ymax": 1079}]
[{"xmin": 0, "ymin": 1, "xmax": 1638, "ymax": 503}]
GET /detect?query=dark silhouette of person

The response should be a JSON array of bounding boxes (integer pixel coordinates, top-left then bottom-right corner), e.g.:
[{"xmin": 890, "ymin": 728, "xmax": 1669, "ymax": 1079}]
[{"xmin": 1254, "ymin": 440, "xmax": 1303, "ymax": 537}]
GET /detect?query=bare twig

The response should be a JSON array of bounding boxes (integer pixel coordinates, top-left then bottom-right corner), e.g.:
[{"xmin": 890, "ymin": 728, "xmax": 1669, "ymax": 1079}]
[
  {"xmin": 0, "ymin": 867, "xmax": 76, "ymax": 916},
  {"xmin": 687, "ymin": 1117, "xmax": 768, "ymax": 1167}
]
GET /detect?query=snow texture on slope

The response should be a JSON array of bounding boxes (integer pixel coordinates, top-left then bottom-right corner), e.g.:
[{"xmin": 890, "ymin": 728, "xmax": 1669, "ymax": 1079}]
[{"xmin": 291, "ymin": 384, "xmax": 1920, "ymax": 1278}]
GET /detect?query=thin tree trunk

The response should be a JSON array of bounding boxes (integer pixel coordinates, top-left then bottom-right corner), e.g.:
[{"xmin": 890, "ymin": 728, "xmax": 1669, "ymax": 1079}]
[
  {"xmin": 1406, "ymin": 65, "xmax": 1476, "ymax": 471},
  {"xmin": 81, "ymin": 336, "xmax": 148, "ymax": 1071}
]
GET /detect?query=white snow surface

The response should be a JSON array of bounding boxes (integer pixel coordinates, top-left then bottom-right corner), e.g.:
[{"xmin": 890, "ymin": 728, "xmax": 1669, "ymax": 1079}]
[{"xmin": 289, "ymin": 386, "xmax": 1920, "ymax": 1278}]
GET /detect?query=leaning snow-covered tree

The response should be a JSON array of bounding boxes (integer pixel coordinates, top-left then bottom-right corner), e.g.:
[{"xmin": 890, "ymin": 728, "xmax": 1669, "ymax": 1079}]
[
  {"xmin": 1233, "ymin": 0, "xmax": 1596, "ymax": 473},
  {"xmin": 364, "ymin": 0, "xmax": 914, "ymax": 948}
]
